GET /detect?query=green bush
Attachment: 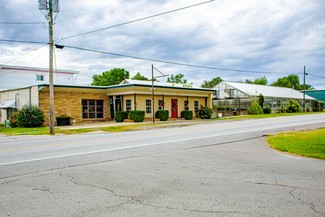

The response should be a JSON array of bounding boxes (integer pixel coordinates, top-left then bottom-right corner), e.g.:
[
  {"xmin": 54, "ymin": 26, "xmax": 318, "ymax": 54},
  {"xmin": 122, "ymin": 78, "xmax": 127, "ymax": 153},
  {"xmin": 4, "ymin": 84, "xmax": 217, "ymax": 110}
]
[
  {"xmin": 263, "ymin": 107, "xmax": 271, "ymax": 114},
  {"xmin": 9, "ymin": 111, "xmax": 19, "ymax": 127},
  {"xmin": 16, "ymin": 104, "xmax": 45, "ymax": 127},
  {"xmin": 286, "ymin": 99, "xmax": 300, "ymax": 113},
  {"xmin": 155, "ymin": 110, "xmax": 169, "ymax": 121},
  {"xmin": 129, "ymin": 110, "xmax": 145, "ymax": 122},
  {"xmin": 248, "ymin": 101, "xmax": 264, "ymax": 115},
  {"xmin": 197, "ymin": 107, "xmax": 212, "ymax": 119},
  {"xmin": 115, "ymin": 111, "xmax": 128, "ymax": 122},
  {"xmin": 181, "ymin": 110, "xmax": 193, "ymax": 120}
]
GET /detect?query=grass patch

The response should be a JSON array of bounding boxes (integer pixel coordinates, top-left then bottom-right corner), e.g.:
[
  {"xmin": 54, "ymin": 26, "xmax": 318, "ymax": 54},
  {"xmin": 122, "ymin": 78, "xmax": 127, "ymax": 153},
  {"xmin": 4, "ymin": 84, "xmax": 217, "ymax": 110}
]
[
  {"xmin": 0, "ymin": 127, "xmax": 49, "ymax": 135},
  {"xmin": 0, "ymin": 126, "xmax": 97, "ymax": 135},
  {"xmin": 267, "ymin": 128, "xmax": 325, "ymax": 160},
  {"xmin": 55, "ymin": 128, "xmax": 97, "ymax": 134}
]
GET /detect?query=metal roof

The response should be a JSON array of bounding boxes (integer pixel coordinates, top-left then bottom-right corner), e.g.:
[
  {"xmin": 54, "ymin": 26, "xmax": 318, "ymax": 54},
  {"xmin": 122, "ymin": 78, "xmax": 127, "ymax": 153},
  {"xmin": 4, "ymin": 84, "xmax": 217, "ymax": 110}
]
[
  {"xmin": 223, "ymin": 81, "xmax": 315, "ymax": 100},
  {"xmin": 0, "ymin": 99, "xmax": 16, "ymax": 109}
]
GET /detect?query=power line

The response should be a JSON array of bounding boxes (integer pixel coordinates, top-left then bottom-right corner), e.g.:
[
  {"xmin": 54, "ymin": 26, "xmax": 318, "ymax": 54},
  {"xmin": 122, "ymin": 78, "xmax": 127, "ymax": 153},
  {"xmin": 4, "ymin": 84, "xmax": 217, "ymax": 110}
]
[
  {"xmin": 0, "ymin": 0, "xmax": 10, "ymax": 10},
  {"xmin": 308, "ymin": 73, "xmax": 325, "ymax": 79},
  {"xmin": 60, "ymin": 44, "xmax": 295, "ymax": 75},
  {"xmin": 0, "ymin": 21, "xmax": 45, "ymax": 25},
  {"xmin": 2, "ymin": 44, "xmax": 48, "ymax": 65},
  {"xmin": 0, "ymin": 39, "xmax": 47, "ymax": 44},
  {"xmin": 59, "ymin": 0, "xmax": 215, "ymax": 41},
  {"xmin": 2, "ymin": 38, "xmax": 323, "ymax": 78}
]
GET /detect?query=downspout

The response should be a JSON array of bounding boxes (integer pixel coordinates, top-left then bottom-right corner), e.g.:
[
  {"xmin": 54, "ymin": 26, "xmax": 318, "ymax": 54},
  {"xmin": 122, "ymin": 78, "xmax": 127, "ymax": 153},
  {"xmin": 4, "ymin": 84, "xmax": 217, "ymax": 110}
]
[{"xmin": 29, "ymin": 86, "xmax": 32, "ymax": 106}]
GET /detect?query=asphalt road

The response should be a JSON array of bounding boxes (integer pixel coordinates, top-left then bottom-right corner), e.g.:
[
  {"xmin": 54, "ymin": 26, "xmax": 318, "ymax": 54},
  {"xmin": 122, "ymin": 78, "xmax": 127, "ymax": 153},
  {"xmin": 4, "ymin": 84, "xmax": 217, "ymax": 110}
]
[{"xmin": 0, "ymin": 114, "xmax": 325, "ymax": 217}]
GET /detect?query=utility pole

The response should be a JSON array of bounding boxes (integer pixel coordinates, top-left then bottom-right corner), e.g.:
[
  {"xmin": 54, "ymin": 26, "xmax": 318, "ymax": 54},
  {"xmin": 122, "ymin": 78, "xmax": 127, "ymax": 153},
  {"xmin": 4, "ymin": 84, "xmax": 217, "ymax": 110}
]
[
  {"xmin": 151, "ymin": 65, "xmax": 155, "ymax": 123},
  {"xmin": 151, "ymin": 65, "xmax": 168, "ymax": 123},
  {"xmin": 48, "ymin": 0, "xmax": 55, "ymax": 134},
  {"xmin": 39, "ymin": 0, "xmax": 59, "ymax": 134},
  {"xmin": 303, "ymin": 65, "xmax": 306, "ymax": 113}
]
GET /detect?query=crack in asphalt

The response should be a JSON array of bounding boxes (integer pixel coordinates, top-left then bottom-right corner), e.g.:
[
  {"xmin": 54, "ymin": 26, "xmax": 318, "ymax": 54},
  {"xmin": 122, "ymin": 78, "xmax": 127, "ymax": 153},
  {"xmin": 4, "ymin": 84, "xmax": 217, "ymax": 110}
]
[
  {"xmin": 289, "ymin": 187, "xmax": 324, "ymax": 216},
  {"xmin": 252, "ymin": 175, "xmax": 324, "ymax": 217},
  {"xmin": 134, "ymin": 201, "xmax": 254, "ymax": 216},
  {"xmin": 60, "ymin": 171, "xmax": 253, "ymax": 216}
]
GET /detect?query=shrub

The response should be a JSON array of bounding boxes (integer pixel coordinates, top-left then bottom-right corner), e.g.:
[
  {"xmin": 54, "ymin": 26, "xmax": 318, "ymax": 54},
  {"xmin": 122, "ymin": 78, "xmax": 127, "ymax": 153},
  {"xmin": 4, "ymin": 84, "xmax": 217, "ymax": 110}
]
[
  {"xmin": 155, "ymin": 110, "xmax": 169, "ymax": 121},
  {"xmin": 286, "ymin": 99, "xmax": 300, "ymax": 113},
  {"xmin": 115, "ymin": 111, "xmax": 128, "ymax": 122},
  {"xmin": 248, "ymin": 101, "xmax": 264, "ymax": 115},
  {"xmin": 181, "ymin": 110, "xmax": 193, "ymax": 120},
  {"xmin": 129, "ymin": 110, "xmax": 145, "ymax": 122},
  {"xmin": 258, "ymin": 94, "xmax": 264, "ymax": 108},
  {"xmin": 197, "ymin": 107, "xmax": 212, "ymax": 119},
  {"xmin": 16, "ymin": 104, "xmax": 45, "ymax": 127},
  {"xmin": 263, "ymin": 107, "xmax": 271, "ymax": 114},
  {"xmin": 9, "ymin": 111, "xmax": 19, "ymax": 127}
]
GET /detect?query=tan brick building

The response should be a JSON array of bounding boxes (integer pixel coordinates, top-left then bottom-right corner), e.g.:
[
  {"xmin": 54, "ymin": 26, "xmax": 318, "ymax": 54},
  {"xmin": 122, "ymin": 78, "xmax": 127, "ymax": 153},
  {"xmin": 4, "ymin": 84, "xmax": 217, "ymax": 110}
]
[{"xmin": 0, "ymin": 80, "xmax": 215, "ymax": 126}]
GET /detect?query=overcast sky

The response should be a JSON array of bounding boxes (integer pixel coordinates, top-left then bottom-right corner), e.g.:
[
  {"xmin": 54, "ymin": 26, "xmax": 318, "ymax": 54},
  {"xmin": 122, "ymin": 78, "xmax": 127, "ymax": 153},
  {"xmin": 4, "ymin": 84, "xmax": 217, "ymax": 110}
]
[{"xmin": 0, "ymin": 0, "xmax": 324, "ymax": 89}]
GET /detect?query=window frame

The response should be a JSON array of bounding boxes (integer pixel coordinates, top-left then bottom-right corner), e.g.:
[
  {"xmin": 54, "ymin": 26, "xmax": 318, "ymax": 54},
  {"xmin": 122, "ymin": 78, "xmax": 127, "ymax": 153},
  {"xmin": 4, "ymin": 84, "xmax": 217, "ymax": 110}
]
[
  {"xmin": 126, "ymin": 99, "xmax": 132, "ymax": 112},
  {"xmin": 194, "ymin": 100, "xmax": 199, "ymax": 113},
  {"xmin": 36, "ymin": 74, "xmax": 44, "ymax": 81},
  {"xmin": 146, "ymin": 99, "xmax": 152, "ymax": 114},
  {"xmin": 82, "ymin": 99, "xmax": 104, "ymax": 119}
]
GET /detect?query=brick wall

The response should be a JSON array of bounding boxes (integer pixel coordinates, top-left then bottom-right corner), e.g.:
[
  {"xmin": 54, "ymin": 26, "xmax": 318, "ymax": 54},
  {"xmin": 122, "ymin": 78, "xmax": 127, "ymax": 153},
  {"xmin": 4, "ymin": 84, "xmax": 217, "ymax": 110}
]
[{"xmin": 39, "ymin": 91, "xmax": 110, "ymax": 126}]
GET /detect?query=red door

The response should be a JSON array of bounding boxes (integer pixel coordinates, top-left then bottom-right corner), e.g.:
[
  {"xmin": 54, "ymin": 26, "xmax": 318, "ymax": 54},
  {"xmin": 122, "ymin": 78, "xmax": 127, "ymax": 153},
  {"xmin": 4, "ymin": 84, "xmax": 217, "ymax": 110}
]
[{"xmin": 171, "ymin": 99, "xmax": 178, "ymax": 118}]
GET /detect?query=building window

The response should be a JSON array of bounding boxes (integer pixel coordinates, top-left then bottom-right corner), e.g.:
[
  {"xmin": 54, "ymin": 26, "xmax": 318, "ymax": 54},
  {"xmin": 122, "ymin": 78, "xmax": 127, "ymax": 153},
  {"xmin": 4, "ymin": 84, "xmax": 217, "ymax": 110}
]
[
  {"xmin": 194, "ymin": 101, "xmax": 199, "ymax": 113},
  {"xmin": 126, "ymin": 99, "xmax": 131, "ymax": 112},
  {"xmin": 146, "ymin": 99, "xmax": 151, "ymax": 113},
  {"xmin": 158, "ymin": 99, "xmax": 164, "ymax": 110},
  {"xmin": 184, "ymin": 100, "xmax": 189, "ymax": 111},
  {"xmin": 36, "ymin": 74, "xmax": 44, "ymax": 81},
  {"xmin": 82, "ymin": 99, "xmax": 104, "ymax": 119}
]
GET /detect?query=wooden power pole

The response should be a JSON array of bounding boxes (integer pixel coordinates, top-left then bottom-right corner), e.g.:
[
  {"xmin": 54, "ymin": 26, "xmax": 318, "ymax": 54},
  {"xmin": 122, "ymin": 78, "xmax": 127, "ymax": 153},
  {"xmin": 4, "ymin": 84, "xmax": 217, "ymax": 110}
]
[{"xmin": 48, "ymin": 0, "xmax": 55, "ymax": 134}]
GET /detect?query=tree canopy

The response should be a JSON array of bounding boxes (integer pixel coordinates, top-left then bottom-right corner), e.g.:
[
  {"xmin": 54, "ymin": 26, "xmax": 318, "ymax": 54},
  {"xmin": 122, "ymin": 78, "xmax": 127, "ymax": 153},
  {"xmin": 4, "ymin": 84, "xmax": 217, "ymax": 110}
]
[
  {"xmin": 131, "ymin": 72, "xmax": 149, "ymax": 81},
  {"xmin": 271, "ymin": 74, "xmax": 313, "ymax": 90},
  {"xmin": 245, "ymin": 76, "xmax": 268, "ymax": 85},
  {"xmin": 91, "ymin": 68, "xmax": 130, "ymax": 86},
  {"xmin": 201, "ymin": 77, "xmax": 223, "ymax": 88},
  {"xmin": 167, "ymin": 74, "xmax": 188, "ymax": 84}
]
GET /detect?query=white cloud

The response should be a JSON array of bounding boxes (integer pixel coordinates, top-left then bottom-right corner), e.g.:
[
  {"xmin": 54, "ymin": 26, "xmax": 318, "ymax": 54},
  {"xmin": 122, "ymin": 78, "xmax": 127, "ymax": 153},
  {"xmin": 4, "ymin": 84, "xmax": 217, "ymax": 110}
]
[{"xmin": 0, "ymin": 0, "xmax": 324, "ymax": 89}]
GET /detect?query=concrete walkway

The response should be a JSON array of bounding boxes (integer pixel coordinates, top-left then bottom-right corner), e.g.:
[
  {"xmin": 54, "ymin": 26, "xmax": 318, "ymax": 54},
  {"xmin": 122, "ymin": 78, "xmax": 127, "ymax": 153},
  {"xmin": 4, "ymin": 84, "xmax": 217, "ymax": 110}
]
[{"xmin": 56, "ymin": 118, "xmax": 210, "ymax": 130}]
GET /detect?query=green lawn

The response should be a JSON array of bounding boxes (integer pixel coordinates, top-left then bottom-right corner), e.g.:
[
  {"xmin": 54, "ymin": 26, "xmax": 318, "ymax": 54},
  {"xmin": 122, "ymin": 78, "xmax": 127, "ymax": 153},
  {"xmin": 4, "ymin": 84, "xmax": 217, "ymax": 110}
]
[
  {"xmin": 0, "ymin": 126, "xmax": 96, "ymax": 135},
  {"xmin": 267, "ymin": 128, "xmax": 325, "ymax": 160}
]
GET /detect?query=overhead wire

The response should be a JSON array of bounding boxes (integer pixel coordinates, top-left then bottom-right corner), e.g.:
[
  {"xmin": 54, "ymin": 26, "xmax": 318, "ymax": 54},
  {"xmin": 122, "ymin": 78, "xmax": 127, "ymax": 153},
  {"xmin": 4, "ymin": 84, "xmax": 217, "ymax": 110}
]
[
  {"xmin": 2, "ymin": 44, "xmax": 48, "ymax": 65},
  {"xmin": 0, "ymin": 38, "xmax": 320, "ymax": 76},
  {"xmin": 0, "ymin": 0, "xmax": 10, "ymax": 10},
  {"xmin": 59, "ymin": 0, "xmax": 215, "ymax": 41},
  {"xmin": 60, "ymin": 44, "xmax": 298, "ymax": 75}
]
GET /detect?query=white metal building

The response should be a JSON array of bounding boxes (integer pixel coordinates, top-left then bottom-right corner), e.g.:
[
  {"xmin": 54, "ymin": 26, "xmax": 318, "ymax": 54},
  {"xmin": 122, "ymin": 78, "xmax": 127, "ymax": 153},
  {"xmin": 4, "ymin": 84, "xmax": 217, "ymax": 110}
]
[
  {"xmin": 0, "ymin": 65, "xmax": 79, "ymax": 91},
  {"xmin": 214, "ymin": 81, "xmax": 316, "ymax": 111}
]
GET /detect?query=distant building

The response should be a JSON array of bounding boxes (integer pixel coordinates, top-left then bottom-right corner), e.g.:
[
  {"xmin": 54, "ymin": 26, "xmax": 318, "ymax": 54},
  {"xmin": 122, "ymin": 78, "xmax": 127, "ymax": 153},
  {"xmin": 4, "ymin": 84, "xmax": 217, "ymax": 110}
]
[
  {"xmin": 214, "ymin": 81, "xmax": 317, "ymax": 111},
  {"xmin": 305, "ymin": 90, "xmax": 325, "ymax": 108},
  {"xmin": 0, "ymin": 65, "xmax": 79, "ymax": 91}
]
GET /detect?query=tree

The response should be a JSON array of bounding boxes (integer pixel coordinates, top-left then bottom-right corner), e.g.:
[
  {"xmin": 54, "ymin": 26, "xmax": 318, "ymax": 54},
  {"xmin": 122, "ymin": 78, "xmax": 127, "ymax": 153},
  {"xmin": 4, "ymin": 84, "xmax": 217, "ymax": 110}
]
[
  {"xmin": 201, "ymin": 77, "xmax": 223, "ymax": 88},
  {"xmin": 271, "ymin": 74, "xmax": 313, "ymax": 90},
  {"xmin": 245, "ymin": 76, "xmax": 267, "ymax": 85},
  {"xmin": 131, "ymin": 72, "xmax": 149, "ymax": 81},
  {"xmin": 167, "ymin": 74, "xmax": 188, "ymax": 84},
  {"xmin": 91, "ymin": 68, "xmax": 130, "ymax": 86}
]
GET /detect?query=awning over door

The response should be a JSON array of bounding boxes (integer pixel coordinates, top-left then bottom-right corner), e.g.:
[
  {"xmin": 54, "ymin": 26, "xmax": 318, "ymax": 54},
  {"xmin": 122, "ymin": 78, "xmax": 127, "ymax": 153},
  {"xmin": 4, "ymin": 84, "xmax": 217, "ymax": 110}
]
[{"xmin": 0, "ymin": 99, "xmax": 16, "ymax": 109}]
